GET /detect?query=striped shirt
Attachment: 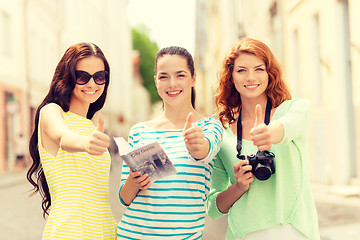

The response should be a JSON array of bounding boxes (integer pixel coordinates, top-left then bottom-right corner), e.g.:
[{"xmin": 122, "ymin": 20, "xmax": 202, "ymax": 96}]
[
  {"xmin": 117, "ymin": 118, "xmax": 223, "ymax": 239},
  {"xmin": 39, "ymin": 105, "xmax": 117, "ymax": 239}
]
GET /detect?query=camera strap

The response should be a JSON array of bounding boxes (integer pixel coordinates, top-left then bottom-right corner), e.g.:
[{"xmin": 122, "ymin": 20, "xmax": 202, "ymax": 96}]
[{"xmin": 236, "ymin": 97, "xmax": 272, "ymax": 158}]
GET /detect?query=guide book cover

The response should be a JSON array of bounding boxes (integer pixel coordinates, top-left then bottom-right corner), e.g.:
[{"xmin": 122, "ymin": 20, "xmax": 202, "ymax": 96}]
[{"xmin": 113, "ymin": 137, "xmax": 177, "ymax": 182}]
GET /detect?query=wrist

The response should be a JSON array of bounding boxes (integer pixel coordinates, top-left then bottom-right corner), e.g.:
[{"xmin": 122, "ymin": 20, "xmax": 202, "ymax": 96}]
[
  {"xmin": 232, "ymin": 182, "xmax": 248, "ymax": 196},
  {"xmin": 189, "ymin": 138, "xmax": 210, "ymax": 160}
]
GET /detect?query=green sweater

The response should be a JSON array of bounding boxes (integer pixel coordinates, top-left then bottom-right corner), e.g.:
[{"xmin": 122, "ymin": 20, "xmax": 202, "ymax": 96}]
[{"xmin": 206, "ymin": 99, "xmax": 320, "ymax": 239}]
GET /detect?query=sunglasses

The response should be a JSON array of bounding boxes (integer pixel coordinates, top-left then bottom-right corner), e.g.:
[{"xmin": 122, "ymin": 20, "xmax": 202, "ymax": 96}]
[{"xmin": 75, "ymin": 70, "xmax": 109, "ymax": 85}]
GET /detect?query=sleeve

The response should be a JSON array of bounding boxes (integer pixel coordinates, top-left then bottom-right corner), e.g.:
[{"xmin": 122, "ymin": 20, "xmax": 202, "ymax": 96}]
[
  {"xmin": 206, "ymin": 153, "xmax": 230, "ymax": 220},
  {"xmin": 274, "ymin": 99, "xmax": 312, "ymax": 145},
  {"xmin": 119, "ymin": 161, "xmax": 130, "ymax": 206},
  {"xmin": 118, "ymin": 127, "xmax": 136, "ymax": 207},
  {"xmin": 188, "ymin": 118, "xmax": 224, "ymax": 163}
]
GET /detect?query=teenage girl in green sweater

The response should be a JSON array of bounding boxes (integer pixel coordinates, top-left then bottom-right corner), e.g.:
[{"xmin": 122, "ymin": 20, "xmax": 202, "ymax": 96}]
[{"xmin": 206, "ymin": 38, "xmax": 320, "ymax": 240}]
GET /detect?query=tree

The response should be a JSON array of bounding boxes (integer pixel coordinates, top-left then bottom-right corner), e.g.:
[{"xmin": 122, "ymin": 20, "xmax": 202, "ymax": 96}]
[{"xmin": 132, "ymin": 25, "xmax": 160, "ymax": 104}]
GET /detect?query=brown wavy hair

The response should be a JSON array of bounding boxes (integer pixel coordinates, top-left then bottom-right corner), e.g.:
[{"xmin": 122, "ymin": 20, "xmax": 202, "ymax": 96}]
[
  {"xmin": 215, "ymin": 38, "xmax": 291, "ymax": 127},
  {"xmin": 27, "ymin": 42, "xmax": 110, "ymax": 217}
]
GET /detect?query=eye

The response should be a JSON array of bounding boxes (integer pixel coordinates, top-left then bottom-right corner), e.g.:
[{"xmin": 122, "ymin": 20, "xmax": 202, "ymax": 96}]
[
  {"xmin": 237, "ymin": 69, "xmax": 246, "ymax": 73},
  {"xmin": 159, "ymin": 75, "xmax": 168, "ymax": 80},
  {"xmin": 177, "ymin": 74, "xmax": 186, "ymax": 78},
  {"xmin": 75, "ymin": 71, "xmax": 86, "ymax": 78},
  {"xmin": 256, "ymin": 68, "xmax": 265, "ymax": 71}
]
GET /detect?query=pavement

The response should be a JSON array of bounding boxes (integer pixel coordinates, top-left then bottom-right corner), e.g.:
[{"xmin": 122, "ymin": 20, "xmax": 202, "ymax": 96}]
[
  {"xmin": 1, "ymin": 163, "xmax": 360, "ymax": 240},
  {"xmin": 0, "ymin": 169, "xmax": 30, "ymax": 190},
  {"xmin": 311, "ymin": 184, "xmax": 360, "ymax": 240}
]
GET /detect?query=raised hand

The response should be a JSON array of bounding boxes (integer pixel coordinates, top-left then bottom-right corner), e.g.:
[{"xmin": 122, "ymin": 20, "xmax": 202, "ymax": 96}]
[
  {"xmin": 250, "ymin": 104, "xmax": 272, "ymax": 151},
  {"xmin": 97, "ymin": 112, "xmax": 105, "ymax": 132},
  {"xmin": 233, "ymin": 160, "xmax": 254, "ymax": 191},
  {"xmin": 85, "ymin": 113, "xmax": 110, "ymax": 155},
  {"xmin": 183, "ymin": 112, "xmax": 209, "ymax": 159}
]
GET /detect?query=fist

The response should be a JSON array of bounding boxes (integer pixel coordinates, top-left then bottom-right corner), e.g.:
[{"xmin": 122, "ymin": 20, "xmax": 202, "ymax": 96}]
[
  {"xmin": 85, "ymin": 113, "xmax": 110, "ymax": 155},
  {"xmin": 183, "ymin": 112, "xmax": 208, "ymax": 158},
  {"xmin": 250, "ymin": 104, "xmax": 272, "ymax": 151}
]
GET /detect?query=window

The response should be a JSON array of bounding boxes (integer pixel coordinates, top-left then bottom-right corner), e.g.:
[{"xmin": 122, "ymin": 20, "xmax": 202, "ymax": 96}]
[
  {"xmin": 291, "ymin": 29, "xmax": 300, "ymax": 97},
  {"xmin": 1, "ymin": 11, "xmax": 12, "ymax": 56},
  {"xmin": 311, "ymin": 14, "xmax": 322, "ymax": 106}
]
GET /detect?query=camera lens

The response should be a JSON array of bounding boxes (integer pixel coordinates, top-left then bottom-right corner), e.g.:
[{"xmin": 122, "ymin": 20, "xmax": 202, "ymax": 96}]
[{"xmin": 254, "ymin": 165, "xmax": 272, "ymax": 180}]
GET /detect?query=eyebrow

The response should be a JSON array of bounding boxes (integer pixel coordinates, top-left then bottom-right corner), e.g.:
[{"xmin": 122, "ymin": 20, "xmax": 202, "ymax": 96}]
[
  {"xmin": 235, "ymin": 64, "xmax": 265, "ymax": 69},
  {"xmin": 158, "ymin": 70, "xmax": 188, "ymax": 75},
  {"xmin": 158, "ymin": 72, "xmax": 169, "ymax": 76}
]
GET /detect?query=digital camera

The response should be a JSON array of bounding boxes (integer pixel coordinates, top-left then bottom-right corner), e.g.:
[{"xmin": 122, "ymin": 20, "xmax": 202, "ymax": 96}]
[{"xmin": 237, "ymin": 150, "xmax": 275, "ymax": 181}]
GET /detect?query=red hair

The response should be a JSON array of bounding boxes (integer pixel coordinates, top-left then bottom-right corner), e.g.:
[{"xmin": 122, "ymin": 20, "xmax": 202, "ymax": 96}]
[{"xmin": 215, "ymin": 38, "xmax": 291, "ymax": 127}]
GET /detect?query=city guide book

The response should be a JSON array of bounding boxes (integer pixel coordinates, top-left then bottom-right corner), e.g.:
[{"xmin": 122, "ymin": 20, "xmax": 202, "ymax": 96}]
[{"xmin": 113, "ymin": 137, "xmax": 177, "ymax": 182}]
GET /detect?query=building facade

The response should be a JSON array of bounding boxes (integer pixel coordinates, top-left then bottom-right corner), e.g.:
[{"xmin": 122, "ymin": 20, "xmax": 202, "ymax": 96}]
[
  {"xmin": 0, "ymin": 0, "xmax": 149, "ymax": 172},
  {"xmin": 195, "ymin": 0, "xmax": 360, "ymax": 186}
]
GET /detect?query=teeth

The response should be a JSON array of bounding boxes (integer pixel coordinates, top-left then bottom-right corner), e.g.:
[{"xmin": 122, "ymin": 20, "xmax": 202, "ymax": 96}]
[
  {"xmin": 245, "ymin": 85, "xmax": 258, "ymax": 89},
  {"xmin": 83, "ymin": 90, "xmax": 96, "ymax": 94},
  {"xmin": 168, "ymin": 91, "xmax": 181, "ymax": 95}
]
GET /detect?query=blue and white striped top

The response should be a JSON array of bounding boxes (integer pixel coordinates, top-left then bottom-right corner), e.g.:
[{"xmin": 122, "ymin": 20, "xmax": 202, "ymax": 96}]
[{"xmin": 117, "ymin": 117, "xmax": 223, "ymax": 239}]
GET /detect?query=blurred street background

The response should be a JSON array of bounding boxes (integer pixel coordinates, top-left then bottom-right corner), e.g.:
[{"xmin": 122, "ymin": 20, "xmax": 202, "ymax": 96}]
[
  {"xmin": 1, "ymin": 156, "xmax": 360, "ymax": 240},
  {"xmin": 1, "ymin": 0, "xmax": 360, "ymax": 239}
]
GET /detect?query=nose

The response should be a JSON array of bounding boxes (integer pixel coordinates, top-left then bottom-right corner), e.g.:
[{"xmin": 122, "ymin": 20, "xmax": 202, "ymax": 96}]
[
  {"xmin": 86, "ymin": 77, "xmax": 97, "ymax": 86},
  {"xmin": 168, "ymin": 76, "xmax": 176, "ymax": 87},
  {"xmin": 247, "ymin": 70, "xmax": 256, "ymax": 81}
]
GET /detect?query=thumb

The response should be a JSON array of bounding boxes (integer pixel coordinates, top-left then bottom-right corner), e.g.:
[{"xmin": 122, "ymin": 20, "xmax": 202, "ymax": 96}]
[
  {"xmin": 184, "ymin": 112, "xmax": 194, "ymax": 131},
  {"xmin": 97, "ymin": 113, "xmax": 104, "ymax": 132},
  {"xmin": 254, "ymin": 104, "xmax": 264, "ymax": 127}
]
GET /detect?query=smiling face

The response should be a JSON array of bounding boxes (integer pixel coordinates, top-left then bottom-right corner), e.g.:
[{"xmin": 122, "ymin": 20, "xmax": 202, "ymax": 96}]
[
  {"xmin": 70, "ymin": 56, "xmax": 106, "ymax": 115},
  {"xmin": 154, "ymin": 54, "xmax": 195, "ymax": 108},
  {"xmin": 232, "ymin": 53, "xmax": 269, "ymax": 102}
]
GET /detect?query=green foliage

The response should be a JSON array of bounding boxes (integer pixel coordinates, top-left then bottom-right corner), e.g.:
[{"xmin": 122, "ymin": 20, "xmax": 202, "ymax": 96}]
[{"xmin": 132, "ymin": 25, "xmax": 160, "ymax": 104}]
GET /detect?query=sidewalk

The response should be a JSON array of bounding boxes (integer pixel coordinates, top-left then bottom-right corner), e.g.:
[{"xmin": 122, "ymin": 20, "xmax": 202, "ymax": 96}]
[
  {"xmin": 1, "ymin": 169, "xmax": 360, "ymax": 240},
  {"xmin": 0, "ymin": 169, "xmax": 27, "ymax": 189},
  {"xmin": 312, "ymin": 184, "xmax": 360, "ymax": 240}
]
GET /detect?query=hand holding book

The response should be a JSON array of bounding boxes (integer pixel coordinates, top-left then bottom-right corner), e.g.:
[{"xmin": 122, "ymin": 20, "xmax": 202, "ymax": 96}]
[
  {"xmin": 113, "ymin": 137, "xmax": 177, "ymax": 183},
  {"xmin": 127, "ymin": 170, "xmax": 151, "ymax": 191}
]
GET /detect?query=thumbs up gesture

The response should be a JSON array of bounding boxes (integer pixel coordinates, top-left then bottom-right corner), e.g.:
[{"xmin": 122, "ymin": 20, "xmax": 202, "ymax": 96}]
[
  {"xmin": 183, "ymin": 112, "xmax": 209, "ymax": 159},
  {"xmin": 85, "ymin": 113, "xmax": 110, "ymax": 155},
  {"xmin": 250, "ymin": 104, "xmax": 272, "ymax": 151}
]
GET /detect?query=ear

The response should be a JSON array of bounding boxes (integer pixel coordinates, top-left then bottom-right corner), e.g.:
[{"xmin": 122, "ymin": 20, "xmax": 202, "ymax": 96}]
[
  {"xmin": 191, "ymin": 73, "xmax": 196, "ymax": 87},
  {"xmin": 154, "ymin": 75, "xmax": 158, "ymax": 87}
]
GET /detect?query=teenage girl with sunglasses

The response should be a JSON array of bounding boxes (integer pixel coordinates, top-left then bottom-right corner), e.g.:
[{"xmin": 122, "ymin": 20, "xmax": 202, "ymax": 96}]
[{"xmin": 27, "ymin": 42, "xmax": 117, "ymax": 239}]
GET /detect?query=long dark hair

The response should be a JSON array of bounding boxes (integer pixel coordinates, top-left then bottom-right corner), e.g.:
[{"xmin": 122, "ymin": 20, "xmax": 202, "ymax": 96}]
[
  {"xmin": 27, "ymin": 42, "xmax": 110, "ymax": 217},
  {"xmin": 154, "ymin": 46, "xmax": 196, "ymax": 108}
]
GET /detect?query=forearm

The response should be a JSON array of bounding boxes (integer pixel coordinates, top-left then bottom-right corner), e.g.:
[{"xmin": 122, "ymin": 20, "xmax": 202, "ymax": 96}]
[
  {"xmin": 268, "ymin": 121, "xmax": 284, "ymax": 144},
  {"xmin": 59, "ymin": 129, "xmax": 87, "ymax": 152},
  {"xmin": 216, "ymin": 183, "xmax": 246, "ymax": 213},
  {"xmin": 120, "ymin": 179, "xmax": 141, "ymax": 206}
]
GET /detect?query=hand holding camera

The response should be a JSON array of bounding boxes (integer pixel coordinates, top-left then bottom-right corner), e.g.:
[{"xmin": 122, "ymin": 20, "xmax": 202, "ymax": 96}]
[
  {"xmin": 233, "ymin": 160, "xmax": 254, "ymax": 191},
  {"xmin": 237, "ymin": 150, "xmax": 275, "ymax": 180}
]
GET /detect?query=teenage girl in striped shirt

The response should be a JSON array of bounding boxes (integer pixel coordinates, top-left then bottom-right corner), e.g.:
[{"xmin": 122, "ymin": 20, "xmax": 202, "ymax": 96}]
[{"xmin": 117, "ymin": 46, "xmax": 224, "ymax": 239}]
